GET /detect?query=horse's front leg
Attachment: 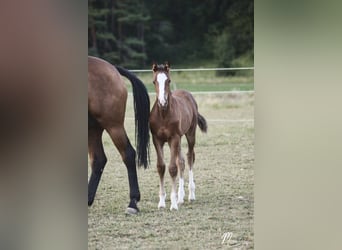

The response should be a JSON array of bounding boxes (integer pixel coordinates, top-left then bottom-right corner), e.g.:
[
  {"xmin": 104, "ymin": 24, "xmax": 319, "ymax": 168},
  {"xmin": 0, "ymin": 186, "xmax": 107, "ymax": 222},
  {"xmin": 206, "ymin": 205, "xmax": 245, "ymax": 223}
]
[
  {"xmin": 169, "ymin": 136, "xmax": 181, "ymax": 210},
  {"xmin": 152, "ymin": 136, "xmax": 166, "ymax": 209}
]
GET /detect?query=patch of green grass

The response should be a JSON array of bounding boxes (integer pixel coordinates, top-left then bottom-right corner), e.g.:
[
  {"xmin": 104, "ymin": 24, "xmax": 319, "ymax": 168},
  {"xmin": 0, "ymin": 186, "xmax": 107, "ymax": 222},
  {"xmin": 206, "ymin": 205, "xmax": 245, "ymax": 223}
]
[{"xmin": 123, "ymin": 71, "xmax": 254, "ymax": 92}]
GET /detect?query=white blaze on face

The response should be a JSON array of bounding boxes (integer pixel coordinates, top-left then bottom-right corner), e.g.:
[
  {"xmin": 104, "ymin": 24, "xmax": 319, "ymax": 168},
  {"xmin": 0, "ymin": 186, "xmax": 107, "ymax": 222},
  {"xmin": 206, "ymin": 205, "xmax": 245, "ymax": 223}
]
[{"xmin": 156, "ymin": 73, "xmax": 168, "ymax": 106}]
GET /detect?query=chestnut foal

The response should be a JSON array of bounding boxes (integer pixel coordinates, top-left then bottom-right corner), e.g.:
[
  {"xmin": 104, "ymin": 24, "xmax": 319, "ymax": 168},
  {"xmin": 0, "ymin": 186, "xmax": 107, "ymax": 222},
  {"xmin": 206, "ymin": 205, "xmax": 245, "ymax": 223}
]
[{"xmin": 149, "ymin": 62, "xmax": 207, "ymax": 210}]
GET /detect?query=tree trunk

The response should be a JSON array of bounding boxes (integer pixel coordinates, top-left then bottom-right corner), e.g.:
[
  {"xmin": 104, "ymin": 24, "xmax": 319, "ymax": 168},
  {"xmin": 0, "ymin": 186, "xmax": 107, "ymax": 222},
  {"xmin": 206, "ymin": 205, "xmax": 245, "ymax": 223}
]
[
  {"xmin": 91, "ymin": 25, "xmax": 97, "ymax": 50},
  {"xmin": 118, "ymin": 21, "xmax": 122, "ymax": 61},
  {"xmin": 141, "ymin": 24, "xmax": 145, "ymax": 67},
  {"xmin": 111, "ymin": 0, "xmax": 116, "ymax": 34}
]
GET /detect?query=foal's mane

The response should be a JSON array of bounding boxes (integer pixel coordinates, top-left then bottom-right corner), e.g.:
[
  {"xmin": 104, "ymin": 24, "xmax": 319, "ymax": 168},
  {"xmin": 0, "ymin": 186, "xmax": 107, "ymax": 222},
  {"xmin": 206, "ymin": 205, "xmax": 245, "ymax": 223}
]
[
  {"xmin": 154, "ymin": 64, "xmax": 167, "ymax": 71},
  {"xmin": 152, "ymin": 62, "xmax": 170, "ymax": 74}
]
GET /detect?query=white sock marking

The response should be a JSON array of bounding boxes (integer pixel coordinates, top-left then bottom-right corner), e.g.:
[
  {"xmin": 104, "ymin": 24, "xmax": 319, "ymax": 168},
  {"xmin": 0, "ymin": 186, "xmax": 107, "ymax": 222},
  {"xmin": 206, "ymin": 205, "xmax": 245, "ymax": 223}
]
[
  {"xmin": 158, "ymin": 193, "xmax": 166, "ymax": 209},
  {"xmin": 178, "ymin": 178, "xmax": 185, "ymax": 204},
  {"xmin": 188, "ymin": 170, "xmax": 196, "ymax": 201},
  {"xmin": 170, "ymin": 192, "xmax": 178, "ymax": 210}
]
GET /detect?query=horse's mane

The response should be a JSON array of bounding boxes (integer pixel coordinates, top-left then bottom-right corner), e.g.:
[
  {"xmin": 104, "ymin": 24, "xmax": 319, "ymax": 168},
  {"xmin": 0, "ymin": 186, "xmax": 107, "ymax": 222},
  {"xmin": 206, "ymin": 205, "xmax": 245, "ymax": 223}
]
[
  {"xmin": 155, "ymin": 64, "xmax": 167, "ymax": 71},
  {"xmin": 152, "ymin": 62, "xmax": 170, "ymax": 73}
]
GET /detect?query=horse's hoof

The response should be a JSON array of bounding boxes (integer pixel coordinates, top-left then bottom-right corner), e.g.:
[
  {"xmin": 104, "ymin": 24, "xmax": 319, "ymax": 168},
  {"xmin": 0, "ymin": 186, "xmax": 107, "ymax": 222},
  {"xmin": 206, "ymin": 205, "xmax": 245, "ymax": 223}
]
[
  {"xmin": 188, "ymin": 197, "xmax": 196, "ymax": 202},
  {"xmin": 158, "ymin": 204, "xmax": 166, "ymax": 209},
  {"xmin": 170, "ymin": 204, "xmax": 178, "ymax": 211},
  {"xmin": 125, "ymin": 207, "xmax": 139, "ymax": 215},
  {"xmin": 178, "ymin": 192, "xmax": 185, "ymax": 204},
  {"xmin": 188, "ymin": 192, "xmax": 196, "ymax": 202},
  {"xmin": 170, "ymin": 192, "xmax": 178, "ymax": 210},
  {"xmin": 158, "ymin": 200, "xmax": 166, "ymax": 209},
  {"xmin": 126, "ymin": 199, "xmax": 139, "ymax": 214},
  {"xmin": 158, "ymin": 194, "xmax": 166, "ymax": 209}
]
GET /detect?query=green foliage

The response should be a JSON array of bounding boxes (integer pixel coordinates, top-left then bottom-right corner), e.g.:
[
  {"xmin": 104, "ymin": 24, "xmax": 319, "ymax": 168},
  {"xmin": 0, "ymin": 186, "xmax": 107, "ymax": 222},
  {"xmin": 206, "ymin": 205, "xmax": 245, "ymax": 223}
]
[
  {"xmin": 88, "ymin": 0, "xmax": 253, "ymax": 69},
  {"xmin": 231, "ymin": 51, "xmax": 254, "ymax": 76},
  {"xmin": 212, "ymin": 31, "xmax": 236, "ymax": 67}
]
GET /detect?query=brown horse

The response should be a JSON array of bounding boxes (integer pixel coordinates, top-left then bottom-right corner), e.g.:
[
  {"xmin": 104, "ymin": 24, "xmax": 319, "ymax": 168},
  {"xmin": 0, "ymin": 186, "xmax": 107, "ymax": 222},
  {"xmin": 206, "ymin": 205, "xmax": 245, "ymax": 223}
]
[
  {"xmin": 88, "ymin": 56, "xmax": 150, "ymax": 214},
  {"xmin": 149, "ymin": 62, "xmax": 207, "ymax": 210}
]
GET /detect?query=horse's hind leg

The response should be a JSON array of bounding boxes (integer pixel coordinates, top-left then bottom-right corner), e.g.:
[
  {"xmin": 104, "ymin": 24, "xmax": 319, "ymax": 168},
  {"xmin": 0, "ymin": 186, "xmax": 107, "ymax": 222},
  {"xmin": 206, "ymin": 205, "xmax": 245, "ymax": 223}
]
[
  {"xmin": 152, "ymin": 136, "xmax": 166, "ymax": 209},
  {"xmin": 177, "ymin": 146, "xmax": 185, "ymax": 204},
  {"xmin": 88, "ymin": 127, "xmax": 106, "ymax": 206},
  {"xmin": 186, "ymin": 131, "xmax": 196, "ymax": 201},
  {"xmin": 107, "ymin": 126, "xmax": 140, "ymax": 214}
]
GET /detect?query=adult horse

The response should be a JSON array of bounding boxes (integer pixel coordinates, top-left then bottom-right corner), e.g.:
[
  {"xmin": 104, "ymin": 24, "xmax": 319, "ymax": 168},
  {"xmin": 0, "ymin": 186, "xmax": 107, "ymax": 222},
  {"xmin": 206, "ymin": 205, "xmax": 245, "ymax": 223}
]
[
  {"xmin": 149, "ymin": 62, "xmax": 207, "ymax": 210},
  {"xmin": 88, "ymin": 56, "xmax": 150, "ymax": 214}
]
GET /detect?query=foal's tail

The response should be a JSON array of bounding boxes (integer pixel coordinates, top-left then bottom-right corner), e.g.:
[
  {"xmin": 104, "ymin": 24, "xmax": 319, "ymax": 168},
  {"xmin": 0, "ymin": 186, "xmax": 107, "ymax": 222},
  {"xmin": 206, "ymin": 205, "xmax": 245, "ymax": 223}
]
[
  {"xmin": 197, "ymin": 113, "xmax": 208, "ymax": 133},
  {"xmin": 115, "ymin": 66, "xmax": 150, "ymax": 169}
]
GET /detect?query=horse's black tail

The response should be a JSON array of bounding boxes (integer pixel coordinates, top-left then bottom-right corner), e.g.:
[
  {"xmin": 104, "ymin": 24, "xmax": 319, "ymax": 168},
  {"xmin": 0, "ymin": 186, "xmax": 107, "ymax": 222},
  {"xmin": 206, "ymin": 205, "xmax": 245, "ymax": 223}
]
[
  {"xmin": 115, "ymin": 66, "xmax": 150, "ymax": 169},
  {"xmin": 197, "ymin": 113, "xmax": 208, "ymax": 133}
]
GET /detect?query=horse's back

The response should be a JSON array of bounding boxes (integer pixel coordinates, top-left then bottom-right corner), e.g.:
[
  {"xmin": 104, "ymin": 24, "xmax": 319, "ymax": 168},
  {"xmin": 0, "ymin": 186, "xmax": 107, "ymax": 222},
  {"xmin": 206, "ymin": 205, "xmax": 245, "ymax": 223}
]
[
  {"xmin": 172, "ymin": 90, "xmax": 199, "ymax": 133},
  {"xmin": 173, "ymin": 90, "xmax": 198, "ymax": 111},
  {"xmin": 88, "ymin": 56, "xmax": 127, "ymax": 127},
  {"xmin": 88, "ymin": 56, "xmax": 125, "ymax": 91}
]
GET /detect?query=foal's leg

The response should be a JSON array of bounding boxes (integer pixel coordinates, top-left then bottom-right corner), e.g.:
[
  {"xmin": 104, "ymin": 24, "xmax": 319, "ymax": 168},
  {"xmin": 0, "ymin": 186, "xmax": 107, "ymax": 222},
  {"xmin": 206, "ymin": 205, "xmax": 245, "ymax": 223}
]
[
  {"xmin": 152, "ymin": 136, "xmax": 166, "ymax": 209},
  {"xmin": 106, "ymin": 126, "xmax": 140, "ymax": 214},
  {"xmin": 169, "ymin": 136, "xmax": 181, "ymax": 210},
  {"xmin": 176, "ymin": 145, "xmax": 185, "ymax": 204},
  {"xmin": 88, "ymin": 127, "xmax": 106, "ymax": 206},
  {"xmin": 186, "ymin": 131, "xmax": 196, "ymax": 201}
]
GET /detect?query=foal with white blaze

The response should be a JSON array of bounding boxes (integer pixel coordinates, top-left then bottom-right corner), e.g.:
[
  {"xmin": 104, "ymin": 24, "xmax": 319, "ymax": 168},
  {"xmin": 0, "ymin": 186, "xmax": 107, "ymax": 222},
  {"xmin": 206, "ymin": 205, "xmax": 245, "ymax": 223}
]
[{"xmin": 149, "ymin": 62, "xmax": 207, "ymax": 210}]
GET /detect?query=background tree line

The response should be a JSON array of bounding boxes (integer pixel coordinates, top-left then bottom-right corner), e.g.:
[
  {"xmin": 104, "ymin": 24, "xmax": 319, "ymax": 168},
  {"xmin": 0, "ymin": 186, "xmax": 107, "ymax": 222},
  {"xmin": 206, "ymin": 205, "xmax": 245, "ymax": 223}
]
[{"xmin": 88, "ymin": 0, "xmax": 253, "ymax": 73}]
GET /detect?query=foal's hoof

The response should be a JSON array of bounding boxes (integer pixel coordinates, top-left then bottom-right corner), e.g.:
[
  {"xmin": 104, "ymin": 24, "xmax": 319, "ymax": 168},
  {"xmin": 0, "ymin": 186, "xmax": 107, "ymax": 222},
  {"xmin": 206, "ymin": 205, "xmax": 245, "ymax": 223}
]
[
  {"xmin": 158, "ymin": 203, "xmax": 166, "ymax": 209},
  {"xmin": 170, "ymin": 205, "xmax": 178, "ymax": 211},
  {"xmin": 158, "ymin": 194, "xmax": 166, "ymax": 209},
  {"xmin": 170, "ymin": 192, "xmax": 178, "ymax": 210},
  {"xmin": 177, "ymin": 191, "xmax": 185, "ymax": 204},
  {"xmin": 125, "ymin": 207, "xmax": 139, "ymax": 215},
  {"xmin": 188, "ymin": 196, "xmax": 196, "ymax": 202},
  {"xmin": 177, "ymin": 198, "xmax": 184, "ymax": 204}
]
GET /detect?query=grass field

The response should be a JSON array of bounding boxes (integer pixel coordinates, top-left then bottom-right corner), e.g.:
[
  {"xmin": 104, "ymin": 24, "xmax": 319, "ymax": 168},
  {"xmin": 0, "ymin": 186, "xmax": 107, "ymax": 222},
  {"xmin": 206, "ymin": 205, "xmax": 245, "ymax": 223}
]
[
  {"xmin": 127, "ymin": 71, "xmax": 254, "ymax": 92},
  {"xmin": 88, "ymin": 90, "xmax": 254, "ymax": 249}
]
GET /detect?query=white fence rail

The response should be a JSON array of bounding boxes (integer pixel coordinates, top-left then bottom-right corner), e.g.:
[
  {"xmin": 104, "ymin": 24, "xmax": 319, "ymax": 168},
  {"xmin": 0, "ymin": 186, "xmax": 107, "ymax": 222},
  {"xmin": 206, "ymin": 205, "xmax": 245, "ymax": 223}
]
[
  {"xmin": 130, "ymin": 67, "xmax": 254, "ymax": 73},
  {"xmin": 126, "ymin": 67, "xmax": 254, "ymax": 92}
]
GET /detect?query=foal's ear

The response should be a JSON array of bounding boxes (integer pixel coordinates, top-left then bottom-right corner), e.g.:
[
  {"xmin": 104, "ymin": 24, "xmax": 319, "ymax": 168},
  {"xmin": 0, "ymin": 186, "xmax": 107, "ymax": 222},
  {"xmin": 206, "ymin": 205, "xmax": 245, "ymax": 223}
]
[
  {"xmin": 152, "ymin": 63, "xmax": 158, "ymax": 72},
  {"xmin": 164, "ymin": 61, "xmax": 170, "ymax": 72}
]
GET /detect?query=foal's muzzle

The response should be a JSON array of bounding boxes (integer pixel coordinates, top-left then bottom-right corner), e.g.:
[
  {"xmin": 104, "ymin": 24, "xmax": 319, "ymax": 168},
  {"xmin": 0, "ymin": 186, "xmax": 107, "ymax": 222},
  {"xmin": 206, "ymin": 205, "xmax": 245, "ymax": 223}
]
[
  {"xmin": 157, "ymin": 94, "xmax": 168, "ymax": 109},
  {"xmin": 158, "ymin": 98, "xmax": 168, "ymax": 109}
]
